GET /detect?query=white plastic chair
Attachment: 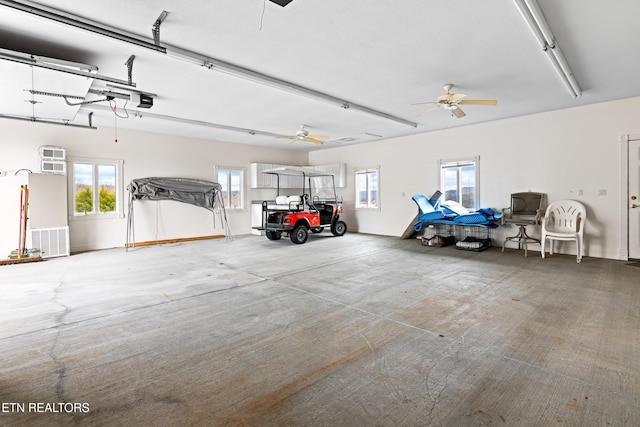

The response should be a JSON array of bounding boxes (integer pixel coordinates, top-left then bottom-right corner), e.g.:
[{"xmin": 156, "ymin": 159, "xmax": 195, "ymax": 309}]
[{"xmin": 540, "ymin": 200, "xmax": 586, "ymax": 263}]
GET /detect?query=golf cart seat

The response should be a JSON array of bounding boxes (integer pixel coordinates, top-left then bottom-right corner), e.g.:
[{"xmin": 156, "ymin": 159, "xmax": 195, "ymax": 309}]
[{"xmin": 268, "ymin": 195, "xmax": 304, "ymax": 211}]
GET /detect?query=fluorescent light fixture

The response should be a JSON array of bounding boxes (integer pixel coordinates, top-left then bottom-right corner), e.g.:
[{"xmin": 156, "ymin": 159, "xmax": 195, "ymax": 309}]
[{"xmin": 513, "ymin": 0, "xmax": 582, "ymax": 98}]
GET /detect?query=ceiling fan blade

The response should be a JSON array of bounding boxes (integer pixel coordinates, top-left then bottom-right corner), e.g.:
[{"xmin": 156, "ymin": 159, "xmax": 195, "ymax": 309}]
[
  {"xmin": 450, "ymin": 93, "xmax": 466, "ymax": 102},
  {"xmin": 306, "ymin": 137, "xmax": 324, "ymax": 145},
  {"xmin": 451, "ymin": 106, "xmax": 466, "ymax": 118},
  {"xmin": 410, "ymin": 101, "xmax": 436, "ymax": 106},
  {"xmin": 286, "ymin": 137, "xmax": 298, "ymax": 144},
  {"xmin": 277, "ymin": 135, "xmax": 295, "ymax": 139},
  {"xmin": 308, "ymin": 134, "xmax": 329, "ymax": 140},
  {"xmin": 416, "ymin": 106, "xmax": 440, "ymax": 118},
  {"xmin": 458, "ymin": 99, "xmax": 498, "ymax": 106}
]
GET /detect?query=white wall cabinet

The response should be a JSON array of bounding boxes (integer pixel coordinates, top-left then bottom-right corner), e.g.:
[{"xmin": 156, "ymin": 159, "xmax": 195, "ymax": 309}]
[
  {"xmin": 250, "ymin": 163, "xmax": 304, "ymax": 189},
  {"xmin": 250, "ymin": 162, "xmax": 346, "ymax": 189}
]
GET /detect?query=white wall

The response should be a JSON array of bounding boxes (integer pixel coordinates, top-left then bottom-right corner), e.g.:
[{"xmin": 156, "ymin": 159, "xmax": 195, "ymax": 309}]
[
  {"xmin": 310, "ymin": 96, "xmax": 640, "ymax": 260},
  {"xmin": 2, "ymin": 96, "xmax": 639, "ymax": 259},
  {"xmin": 0, "ymin": 121, "xmax": 307, "ymax": 253}
]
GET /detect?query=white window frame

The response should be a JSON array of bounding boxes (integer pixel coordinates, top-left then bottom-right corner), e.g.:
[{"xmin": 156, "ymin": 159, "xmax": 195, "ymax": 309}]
[
  {"xmin": 439, "ymin": 156, "xmax": 480, "ymax": 210},
  {"xmin": 215, "ymin": 166, "xmax": 246, "ymax": 211},
  {"xmin": 355, "ymin": 166, "xmax": 380, "ymax": 209},
  {"xmin": 68, "ymin": 156, "xmax": 124, "ymax": 220}
]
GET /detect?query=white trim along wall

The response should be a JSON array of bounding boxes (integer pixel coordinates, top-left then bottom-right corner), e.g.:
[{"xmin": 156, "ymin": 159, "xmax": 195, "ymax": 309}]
[{"xmin": 1, "ymin": 96, "xmax": 639, "ymax": 259}]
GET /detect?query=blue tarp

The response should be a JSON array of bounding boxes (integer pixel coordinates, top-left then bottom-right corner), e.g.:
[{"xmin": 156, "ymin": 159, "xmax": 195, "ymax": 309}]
[{"xmin": 411, "ymin": 193, "xmax": 501, "ymax": 232}]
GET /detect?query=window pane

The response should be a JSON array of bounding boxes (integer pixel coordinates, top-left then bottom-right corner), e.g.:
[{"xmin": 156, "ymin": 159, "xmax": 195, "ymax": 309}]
[
  {"xmin": 442, "ymin": 168, "xmax": 458, "ymax": 202},
  {"xmin": 71, "ymin": 159, "xmax": 122, "ymax": 218},
  {"xmin": 368, "ymin": 172, "xmax": 378, "ymax": 208},
  {"xmin": 74, "ymin": 163, "xmax": 94, "ymax": 214},
  {"xmin": 356, "ymin": 171, "xmax": 378, "ymax": 208},
  {"xmin": 217, "ymin": 170, "xmax": 229, "ymax": 208},
  {"xmin": 356, "ymin": 173, "xmax": 367, "ymax": 208},
  {"xmin": 98, "ymin": 164, "xmax": 116, "ymax": 213},
  {"xmin": 230, "ymin": 170, "xmax": 241, "ymax": 208},
  {"xmin": 440, "ymin": 161, "xmax": 477, "ymax": 210},
  {"xmin": 460, "ymin": 165, "xmax": 475, "ymax": 209}
]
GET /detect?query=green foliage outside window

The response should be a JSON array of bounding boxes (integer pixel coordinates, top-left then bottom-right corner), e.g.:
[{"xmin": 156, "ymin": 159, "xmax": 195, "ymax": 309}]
[
  {"xmin": 100, "ymin": 187, "xmax": 116, "ymax": 212},
  {"xmin": 75, "ymin": 188, "xmax": 93, "ymax": 213},
  {"xmin": 75, "ymin": 187, "xmax": 116, "ymax": 213}
]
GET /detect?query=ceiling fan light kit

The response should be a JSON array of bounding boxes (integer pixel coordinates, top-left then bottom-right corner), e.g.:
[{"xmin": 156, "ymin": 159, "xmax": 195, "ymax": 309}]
[
  {"xmin": 279, "ymin": 125, "xmax": 329, "ymax": 145},
  {"xmin": 413, "ymin": 83, "xmax": 497, "ymax": 119},
  {"xmin": 512, "ymin": 0, "xmax": 582, "ymax": 98}
]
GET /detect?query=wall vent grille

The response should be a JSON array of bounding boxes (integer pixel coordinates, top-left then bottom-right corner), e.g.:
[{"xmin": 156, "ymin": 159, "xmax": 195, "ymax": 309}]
[{"xmin": 30, "ymin": 227, "xmax": 70, "ymax": 258}]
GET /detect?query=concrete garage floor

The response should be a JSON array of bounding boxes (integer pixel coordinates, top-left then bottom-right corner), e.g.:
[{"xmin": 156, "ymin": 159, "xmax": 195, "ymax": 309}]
[{"xmin": 0, "ymin": 233, "xmax": 638, "ymax": 426}]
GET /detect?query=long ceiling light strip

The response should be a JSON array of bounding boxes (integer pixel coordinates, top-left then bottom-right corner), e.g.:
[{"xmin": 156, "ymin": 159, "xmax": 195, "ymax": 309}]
[
  {"xmin": 0, "ymin": 0, "xmax": 417, "ymax": 128},
  {"xmin": 0, "ymin": 0, "xmax": 166, "ymax": 53},
  {"xmin": 513, "ymin": 0, "xmax": 582, "ymax": 98}
]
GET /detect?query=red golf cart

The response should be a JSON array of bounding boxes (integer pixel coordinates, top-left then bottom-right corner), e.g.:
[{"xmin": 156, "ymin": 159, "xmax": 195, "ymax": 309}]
[{"xmin": 255, "ymin": 166, "xmax": 347, "ymax": 244}]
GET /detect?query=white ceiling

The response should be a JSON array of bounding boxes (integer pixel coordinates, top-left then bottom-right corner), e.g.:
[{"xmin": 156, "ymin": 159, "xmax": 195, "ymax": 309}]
[{"xmin": 1, "ymin": 0, "xmax": 639, "ymax": 151}]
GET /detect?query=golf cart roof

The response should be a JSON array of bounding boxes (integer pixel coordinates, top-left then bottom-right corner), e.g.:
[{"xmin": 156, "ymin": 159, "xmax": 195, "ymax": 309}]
[{"xmin": 261, "ymin": 166, "xmax": 334, "ymax": 177}]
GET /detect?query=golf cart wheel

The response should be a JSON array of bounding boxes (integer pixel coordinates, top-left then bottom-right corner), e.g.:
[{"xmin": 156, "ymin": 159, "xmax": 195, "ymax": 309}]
[
  {"xmin": 331, "ymin": 220, "xmax": 347, "ymax": 236},
  {"xmin": 291, "ymin": 225, "xmax": 309, "ymax": 244},
  {"xmin": 266, "ymin": 230, "xmax": 282, "ymax": 240},
  {"xmin": 311, "ymin": 227, "xmax": 324, "ymax": 233}
]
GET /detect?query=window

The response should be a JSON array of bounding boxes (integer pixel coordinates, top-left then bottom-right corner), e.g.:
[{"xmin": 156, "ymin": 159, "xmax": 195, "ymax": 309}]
[
  {"xmin": 355, "ymin": 167, "xmax": 379, "ymax": 209},
  {"xmin": 69, "ymin": 157, "xmax": 124, "ymax": 218},
  {"xmin": 440, "ymin": 157, "xmax": 479, "ymax": 210},
  {"xmin": 217, "ymin": 167, "xmax": 244, "ymax": 209}
]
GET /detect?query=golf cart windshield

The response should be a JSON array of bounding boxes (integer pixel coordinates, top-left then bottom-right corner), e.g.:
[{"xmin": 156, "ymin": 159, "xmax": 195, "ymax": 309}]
[
  {"xmin": 261, "ymin": 166, "xmax": 338, "ymax": 202},
  {"xmin": 309, "ymin": 175, "xmax": 336, "ymax": 201}
]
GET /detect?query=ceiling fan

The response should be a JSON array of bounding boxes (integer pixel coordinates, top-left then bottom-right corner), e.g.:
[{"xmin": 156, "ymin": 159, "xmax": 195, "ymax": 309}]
[
  {"xmin": 278, "ymin": 125, "xmax": 329, "ymax": 145},
  {"xmin": 413, "ymin": 84, "xmax": 497, "ymax": 118}
]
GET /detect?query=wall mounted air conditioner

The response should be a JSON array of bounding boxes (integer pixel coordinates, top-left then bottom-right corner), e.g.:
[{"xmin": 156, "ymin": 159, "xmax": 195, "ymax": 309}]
[
  {"xmin": 41, "ymin": 159, "xmax": 66, "ymax": 175},
  {"xmin": 39, "ymin": 146, "xmax": 66, "ymax": 175},
  {"xmin": 30, "ymin": 227, "xmax": 70, "ymax": 258},
  {"xmin": 40, "ymin": 146, "xmax": 66, "ymax": 160}
]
